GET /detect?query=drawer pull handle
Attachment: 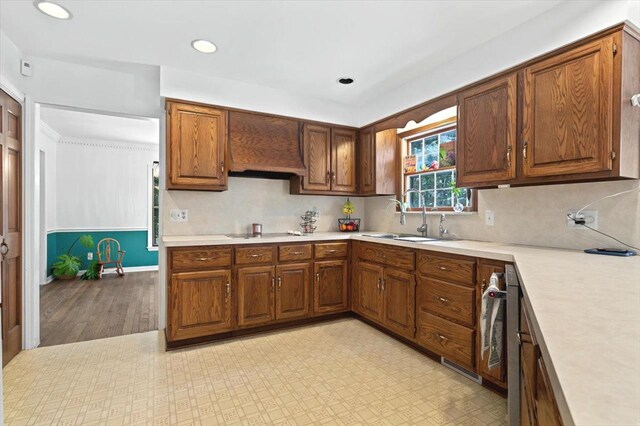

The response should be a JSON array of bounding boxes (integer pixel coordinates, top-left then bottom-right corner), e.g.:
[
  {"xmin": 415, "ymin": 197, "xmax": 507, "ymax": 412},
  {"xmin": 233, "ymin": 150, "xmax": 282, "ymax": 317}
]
[
  {"xmin": 226, "ymin": 280, "xmax": 230, "ymax": 296},
  {"xmin": 195, "ymin": 257, "xmax": 213, "ymax": 262},
  {"xmin": 325, "ymin": 249, "xmax": 337, "ymax": 253},
  {"xmin": 439, "ymin": 266, "xmax": 447, "ymax": 270},
  {"xmin": 250, "ymin": 254, "xmax": 261, "ymax": 258},
  {"xmin": 437, "ymin": 333, "xmax": 448, "ymax": 342},
  {"xmin": 271, "ymin": 276, "xmax": 275, "ymax": 290},
  {"xmin": 437, "ymin": 297, "xmax": 449, "ymax": 303},
  {"xmin": 290, "ymin": 251, "xmax": 305, "ymax": 255},
  {"xmin": 316, "ymin": 272, "xmax": 320, "ymax": 284},
  {"xmin": 278, "ymin": 276, "xmax": 282, "ymax": 289},
  {"xmin": 377, "ymin": 278, "xmax": 381, "ymax": 291}
]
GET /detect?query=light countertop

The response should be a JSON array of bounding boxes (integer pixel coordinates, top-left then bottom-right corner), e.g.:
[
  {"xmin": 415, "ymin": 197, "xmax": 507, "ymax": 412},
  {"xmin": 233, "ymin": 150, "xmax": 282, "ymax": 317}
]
[{"xmin": 162, "ymin": 232, "xmax": 640, "ymax": 425}]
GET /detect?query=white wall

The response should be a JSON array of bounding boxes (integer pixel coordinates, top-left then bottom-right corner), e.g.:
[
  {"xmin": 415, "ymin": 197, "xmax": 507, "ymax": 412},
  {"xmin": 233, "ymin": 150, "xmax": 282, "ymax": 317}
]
[
  {"xmin": 54, "ymin": 138, "xmax": 158, "ymax": 231},
  {"xmin": 359, "ymin": 0, "xmax": 640, "ymax": 125},
  {"xmin": 365, "ymin": 180, "xmax": 640, "ymax": 251},
  {"xmin": 163, "ymin": 178, "xmax": 365, "ymax": 236},
  {"xmin": 160, "ymin": 67, "xmax": 358, "ymax": 126}
]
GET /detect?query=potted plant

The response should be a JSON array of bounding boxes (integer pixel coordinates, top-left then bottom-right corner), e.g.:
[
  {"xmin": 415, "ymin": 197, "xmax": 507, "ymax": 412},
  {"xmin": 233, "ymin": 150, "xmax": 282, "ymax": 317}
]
[
  {"xmin": 450, "ymin": 181, "xmax": 465, "ymax": 212},
  {"xmin": 51, "ymin": 235, "xmax": 95, "ymax": 280}
]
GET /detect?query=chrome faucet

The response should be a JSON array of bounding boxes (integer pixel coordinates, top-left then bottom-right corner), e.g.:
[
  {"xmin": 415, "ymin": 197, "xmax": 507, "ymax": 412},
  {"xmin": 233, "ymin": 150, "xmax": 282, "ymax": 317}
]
[
  {"xmin": 439, "ymin": 213, "xmax": 449, "ymax": 239},
  {"xmin": 387, "ymin": 197, "xmax": 409, "ymax": 225}
]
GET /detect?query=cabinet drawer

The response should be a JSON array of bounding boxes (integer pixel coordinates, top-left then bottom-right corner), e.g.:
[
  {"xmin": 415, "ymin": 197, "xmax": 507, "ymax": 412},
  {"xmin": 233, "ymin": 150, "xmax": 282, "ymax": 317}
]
[
  {"xmin": 417, "ymin": 253, "xmax": 475, "ymax": 286},
  {"xmin": 279, "ymin": 244, "xmax": 312, "ymax": 262},
  {"xmin": 235, "ymin": 246, "xmax": 275, "ymax": 265},
  {"xmin": 314, "ymin": 242, "xmax": 348, "ymax": 259},
  {"xmin": 358, "ymin": 243, "xmax": 415, "ymax": 270},
  {"xmin": 420, "ymin": 278, "xmax": 475, "ymax": 327},
  {"xmin": 170, "ymin": 247, "xmax": 232, "ymax": 271},
  {"xmin": 417, "ymin": 312, "xmax": 474, "ymax": 369}
]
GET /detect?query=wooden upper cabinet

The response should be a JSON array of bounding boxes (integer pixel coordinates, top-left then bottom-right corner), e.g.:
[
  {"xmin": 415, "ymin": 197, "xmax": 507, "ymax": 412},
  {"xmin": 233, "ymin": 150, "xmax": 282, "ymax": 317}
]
[
  {"xmin": 313, "ymin": 260, "xmax": 348, "ymax": 314},
  {"xmin": 167, "ymin": 101, "xmax": 228, "ymax": 190},
  {"xmin": 331, "ymin": 128, "xmax": 357, "ymax": 193},
  {"xmin": 275, "ymin": 263, "xmax": 310, "ymax": 321},
  {"xmin": 168, "ymin": 270, "xmax": 232, "ymax": 341},
  {"xmin": 302, "ymin": 124, "xmax": 332, "ymax": 191},
  {"xmin": 457, "ymin": 74, "xmax": 517, "ymax": 186},
  {"xmin": 359, "ymin": 127, "xmax": 375, "ymax": 194},
  {"xmin": 229, "ymin": 111, "xmax": 305, "ymax": 175},
  {"xmin": 522, "ymin": 36, "xmax": 614, "ymax": 177},
  {"xmin": 237, "ymin": 266, "xmax": 275, "ymax": 327},
  {"xmin": 382, "ymin": 268, "xmax": 416, "ymax": 339}
]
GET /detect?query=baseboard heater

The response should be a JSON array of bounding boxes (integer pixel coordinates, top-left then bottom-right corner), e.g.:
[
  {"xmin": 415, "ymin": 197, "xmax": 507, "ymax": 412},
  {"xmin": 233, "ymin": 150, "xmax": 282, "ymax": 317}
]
[{"xmin": 441, "ymin": 358, "xmax": 482, "ymax": 384}]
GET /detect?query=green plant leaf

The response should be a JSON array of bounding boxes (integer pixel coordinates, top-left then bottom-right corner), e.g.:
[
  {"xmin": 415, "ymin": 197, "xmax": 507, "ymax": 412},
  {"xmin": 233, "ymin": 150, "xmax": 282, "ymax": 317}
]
[
  {"xmin": 81, "ymin": 261, "xmax": 100, "ymax": 280},
  {"xmin": 52, "ymin": 254, "xmax": 82, "ymax": 277},
  {"xmin": 79, "ymin": 235, "xmax": 94, "ymax": 249}
]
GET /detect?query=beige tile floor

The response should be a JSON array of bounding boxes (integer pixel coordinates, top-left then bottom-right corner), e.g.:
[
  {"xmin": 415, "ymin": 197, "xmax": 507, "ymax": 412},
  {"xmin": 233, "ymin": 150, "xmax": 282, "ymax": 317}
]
[{"xmin": 3, "ymin": 319, "xmax": 507, "ymax": 425}]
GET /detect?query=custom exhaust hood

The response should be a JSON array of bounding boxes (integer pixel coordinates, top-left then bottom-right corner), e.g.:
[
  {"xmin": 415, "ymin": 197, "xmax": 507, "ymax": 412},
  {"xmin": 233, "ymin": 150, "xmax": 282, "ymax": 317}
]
[{"xmin": 228, "ymin": 110, "xmax": 306, "ymax": 177}]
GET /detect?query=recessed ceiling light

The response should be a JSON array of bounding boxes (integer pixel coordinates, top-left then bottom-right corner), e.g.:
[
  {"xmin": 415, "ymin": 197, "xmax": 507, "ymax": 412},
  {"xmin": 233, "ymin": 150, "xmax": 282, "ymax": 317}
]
[
  {"xmin": 33, "ymin": 1, "xmax": 72, "ymax": 20},
  {"xmin": 337, "ymin": 77, "xmax": 355, "ymax": 85},
  {"xmin": 191, "ymin": 39, "xmax": 217, "ymax": 54}
]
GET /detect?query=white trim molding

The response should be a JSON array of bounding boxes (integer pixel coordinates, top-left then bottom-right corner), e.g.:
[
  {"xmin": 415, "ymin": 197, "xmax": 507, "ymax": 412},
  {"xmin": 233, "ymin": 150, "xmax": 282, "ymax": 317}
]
[
  {"xmin": 47, "ymin": 227, "xmax": 148, "ymax": 233},
  {"xmin": 0, "ymin": 76, "xmax": 25, "ymax": 104},
  {"xmin": 45, "ymin": 265, "xmax": 158, "ymax": 284}
]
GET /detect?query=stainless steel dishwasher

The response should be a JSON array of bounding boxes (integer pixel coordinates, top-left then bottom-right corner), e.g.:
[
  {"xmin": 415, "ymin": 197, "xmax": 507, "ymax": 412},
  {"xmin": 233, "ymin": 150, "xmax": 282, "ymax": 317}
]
[{"xmin": 506, "ymin": 264, "xmax": 521, "ymax": 426}]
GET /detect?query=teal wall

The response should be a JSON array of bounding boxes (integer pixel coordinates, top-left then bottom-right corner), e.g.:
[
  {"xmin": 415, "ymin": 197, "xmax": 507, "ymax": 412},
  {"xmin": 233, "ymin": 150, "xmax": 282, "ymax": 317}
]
[{"xmin": 47, "ymin": 230, "xmax": 158, "ymax": 275}]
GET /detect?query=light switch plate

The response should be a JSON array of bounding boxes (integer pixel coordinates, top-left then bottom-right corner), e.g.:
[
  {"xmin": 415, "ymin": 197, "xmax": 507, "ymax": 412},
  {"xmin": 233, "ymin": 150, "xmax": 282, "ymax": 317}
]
[
  {"xmin": 485, "ymin": 210, "xmax": 495, "ymax": 226},
  {"xmin": 170, "ymin": 209, "xmax": 188, "ymax": 223},
  {"xmin": 87, "ymin": 252, "xmax": 93, "ymax": 261}
]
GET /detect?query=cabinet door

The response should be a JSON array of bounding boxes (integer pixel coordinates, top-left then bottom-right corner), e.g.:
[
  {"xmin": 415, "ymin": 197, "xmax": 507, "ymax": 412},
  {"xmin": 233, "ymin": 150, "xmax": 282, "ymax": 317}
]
[
  {"xmin": 303, "ymin": 124, "xmax": 331, "ymax": 191},
  {"xmin": 522, "ymin": 36, "xmax": 614, "ymax": 177},
  {"xmin": 359, "ymin": 127, "xmax": 375, "ymax": 194},
  {"xmin": 167, "ymin": 102, "xmax": 228, "ymax": 190},
  {"xmin": 356, "ymin": 261, "xmax": 384, "ymax": 322},
  {"xmin": 477, "ymin": 261, "xmax": 507, "ymax": 387},
  {"xmin": 237, "ymin": 266, "xmax": 275, "ymax": 327},
  {"xmin": 331, "ymin": 128, "xmax": 357, "ymax": 192},
  {"xmin": 313, "ymin": 260, "xmax": 348, "ymax": 314},
  {"xmin": 168, "ymin": 270, "xmax": 232, "ymax": 341},
  {"xmin": 457, "ymin": 74, "xmax": 517, "ymax": 186},
  {"xmin": 374, "ymin": 129, "xmax": 398, "ymax": 195},
  {"xmin": 275, "ymin": 263, "xmax": 310, "ymax": 321},
  {"xmin": 382, "ymin": 268, "xmax": 416, "ymax": 339},
  {"xmin": 536, "ymin": 358, "xmax": 564, "ymax": 425}
]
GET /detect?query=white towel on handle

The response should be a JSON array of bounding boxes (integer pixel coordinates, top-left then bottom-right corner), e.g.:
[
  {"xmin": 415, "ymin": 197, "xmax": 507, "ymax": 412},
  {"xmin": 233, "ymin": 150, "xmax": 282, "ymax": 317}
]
[{"xmin": 480, "ymin": 273, "xmax": 505, "ymax": 369}]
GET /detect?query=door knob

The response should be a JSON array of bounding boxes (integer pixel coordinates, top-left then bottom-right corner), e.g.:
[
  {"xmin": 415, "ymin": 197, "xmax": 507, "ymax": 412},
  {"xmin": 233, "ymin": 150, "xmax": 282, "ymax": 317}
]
[{"xmin": 0, "ymin": 239, "xmax": 9, "ymax": 260}]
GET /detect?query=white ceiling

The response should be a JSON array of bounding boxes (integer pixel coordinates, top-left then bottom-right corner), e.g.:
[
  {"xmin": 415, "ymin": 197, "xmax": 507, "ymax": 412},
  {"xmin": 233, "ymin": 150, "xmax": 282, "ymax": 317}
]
[
  {"xmin": 40, "ymin": 106, "xmax": 160, "ymax": 144},
  {"xmin": 0, "ymin": 0, "xmax": 564, "ymax": 107}
]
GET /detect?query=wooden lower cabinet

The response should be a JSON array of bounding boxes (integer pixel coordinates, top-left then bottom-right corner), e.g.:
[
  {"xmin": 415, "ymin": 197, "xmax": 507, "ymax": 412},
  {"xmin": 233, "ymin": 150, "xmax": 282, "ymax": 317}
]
[
  {"xmin": 168, "ymin": 269, "xmax": 233, "ymax": 341},
  {"xmin": 355, "ymin": 260, "xmax": 416, "ymax": 339},
  {"xmin": 356, "ymin": 261, "xmax": 384, "ymax": 322},
  {"xmin": 313, "ymin": 260, "xmax": 349, "ymax": 314},
  {"xmin": 237, "ymin": 266, "xmax": 276, "ymax": 327},
  {"xmin": 416, "ymin": 312, "xmax": 475, "ymax": 370},
  {"xmin": 381, "ymin": 268, "xmax": 416, "ymax": 339},
  {"xmin": 536, "ymin": 358, "xmax": 563, "ymax": 426},
  {"xmin": 275, "ymin": 263, "xmax": 310, "ymax": 320}
]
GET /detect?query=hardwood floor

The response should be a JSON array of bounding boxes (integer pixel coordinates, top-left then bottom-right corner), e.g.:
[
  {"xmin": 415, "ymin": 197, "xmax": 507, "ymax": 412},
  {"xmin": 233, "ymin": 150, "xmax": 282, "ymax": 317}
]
[{"xmin": 40, "ymin": 271, "xmax": 158, "ymax": 347}]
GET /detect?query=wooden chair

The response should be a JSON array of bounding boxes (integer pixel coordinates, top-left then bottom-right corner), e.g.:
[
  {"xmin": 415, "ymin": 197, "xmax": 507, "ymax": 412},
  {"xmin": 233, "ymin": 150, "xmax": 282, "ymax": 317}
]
[{"xmin": 96, "ymin": 238, "xmax": 126, "ymax": 278}]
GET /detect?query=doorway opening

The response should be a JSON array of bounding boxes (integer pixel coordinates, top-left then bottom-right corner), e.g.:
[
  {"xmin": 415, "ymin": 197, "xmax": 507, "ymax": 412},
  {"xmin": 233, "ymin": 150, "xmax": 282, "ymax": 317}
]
[{"xmin": 36, "ymin": 104, "xmax": 160, "ymax": 347}]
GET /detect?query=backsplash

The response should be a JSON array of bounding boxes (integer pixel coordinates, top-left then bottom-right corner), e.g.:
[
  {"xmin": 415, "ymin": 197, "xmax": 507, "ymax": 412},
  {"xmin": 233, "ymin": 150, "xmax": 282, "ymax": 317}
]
[
  {"xmin": 365, "ymin": 180, "xmax": 640, "ymax": 251},
  {"xmin": 162, "ymin": 177, "xmax": 365, "ymax": 236}
]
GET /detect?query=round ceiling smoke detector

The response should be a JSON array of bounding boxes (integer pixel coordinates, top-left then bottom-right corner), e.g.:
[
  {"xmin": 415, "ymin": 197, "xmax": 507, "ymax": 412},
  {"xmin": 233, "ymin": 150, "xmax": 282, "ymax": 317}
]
[
  {"xmin": 33, "ymin": 1, "xmax": 73, "ymax": 19},
  {"xmin": 191, "ymin": 39, "xmax": 217, "ymax": 54},
  {"xmin": 337, "ymin": 77, "xmax": 355, "ymax": 85}
]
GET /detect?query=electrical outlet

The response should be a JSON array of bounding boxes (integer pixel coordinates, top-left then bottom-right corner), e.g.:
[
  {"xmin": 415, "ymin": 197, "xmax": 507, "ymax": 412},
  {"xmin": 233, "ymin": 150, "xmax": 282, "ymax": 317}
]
[
  {"xmin": 567, "ymin": 210, "xmax": 598, "ymax": 230},
  {"xmin": 170, "ymin": 209, "xmax": 188, "ymax": 223},
  {"xmin": 87, "ymin": 252, "xmax": 93, "ymax": 261},
  {"xmin": 485, "ymin": 210, "xmax": 495, "ymax": 226}
]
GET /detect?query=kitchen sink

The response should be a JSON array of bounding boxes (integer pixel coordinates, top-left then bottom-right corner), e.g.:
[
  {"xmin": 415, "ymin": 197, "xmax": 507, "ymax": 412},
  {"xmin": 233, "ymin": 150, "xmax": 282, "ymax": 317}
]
[{"xmin": 362, "ymin": 233, "xmax": 443, "ymax": 243}]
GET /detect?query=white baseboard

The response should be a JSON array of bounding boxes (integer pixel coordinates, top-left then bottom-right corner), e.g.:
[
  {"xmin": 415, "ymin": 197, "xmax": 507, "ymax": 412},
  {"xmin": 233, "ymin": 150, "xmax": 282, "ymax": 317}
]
[{"xmin": 45, "ymin": 265, "xmax": 159, "ymax": 282}]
